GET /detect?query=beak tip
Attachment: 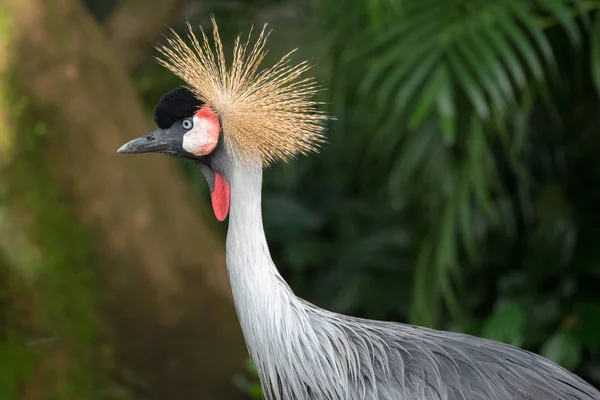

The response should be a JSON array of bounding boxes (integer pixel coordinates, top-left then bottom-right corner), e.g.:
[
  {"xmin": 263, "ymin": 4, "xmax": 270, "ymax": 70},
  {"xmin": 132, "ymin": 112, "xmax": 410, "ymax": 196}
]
[{"xmin": 117, "ymin": 143, "xmax": 133, "ymax": 154}]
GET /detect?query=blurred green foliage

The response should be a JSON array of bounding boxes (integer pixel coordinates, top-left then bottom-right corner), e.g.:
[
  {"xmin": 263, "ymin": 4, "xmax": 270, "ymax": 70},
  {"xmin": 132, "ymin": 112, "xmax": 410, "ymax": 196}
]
[{"xmin": 133, "ymin": 0, "xmax": 600, "ymax": 393}]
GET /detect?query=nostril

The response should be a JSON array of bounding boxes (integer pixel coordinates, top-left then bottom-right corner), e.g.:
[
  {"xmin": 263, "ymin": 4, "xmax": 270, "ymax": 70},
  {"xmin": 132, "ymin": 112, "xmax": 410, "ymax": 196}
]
[{"xmin": 146, "ymin": 136, "xmax": 155, "ymax": 141}]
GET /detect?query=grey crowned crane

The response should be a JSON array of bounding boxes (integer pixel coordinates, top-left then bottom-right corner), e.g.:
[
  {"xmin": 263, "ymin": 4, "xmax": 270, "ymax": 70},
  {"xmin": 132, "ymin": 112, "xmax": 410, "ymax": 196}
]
[{"xmin": 118, "ymin": 19, "xmax": 600, "ymax": 400}]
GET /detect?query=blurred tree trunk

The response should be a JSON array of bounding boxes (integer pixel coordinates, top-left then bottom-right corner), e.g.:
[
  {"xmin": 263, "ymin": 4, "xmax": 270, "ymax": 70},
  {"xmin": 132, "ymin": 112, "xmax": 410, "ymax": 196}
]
[
  {"xmin": 0, "ymin": 1, "xmax": 247, "ymax": 399},
  {"xmin": 106, "ymin": 0, "xmax": 188, "ymax": 72}
]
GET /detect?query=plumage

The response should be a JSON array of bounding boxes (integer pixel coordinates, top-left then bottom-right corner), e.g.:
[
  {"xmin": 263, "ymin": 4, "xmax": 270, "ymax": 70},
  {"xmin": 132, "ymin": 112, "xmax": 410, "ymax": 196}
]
[
  {"xmin": 153, "ymin": 86, "xmax": 203, "ymax": 129},
  {"xmin": 156, "ymin": 17, "xmax": 328, "ymax": 165},
  {"xmin": 226, "ymin": 163, "xmax": 599, "ymax": 400},
  {"xmin": 119, "ymin": 20, "xmax": 600, "ymax": 400}
]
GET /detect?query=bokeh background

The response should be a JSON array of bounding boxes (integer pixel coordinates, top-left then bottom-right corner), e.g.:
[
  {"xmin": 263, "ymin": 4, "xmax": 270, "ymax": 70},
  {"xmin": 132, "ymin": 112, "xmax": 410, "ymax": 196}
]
[{"xmin": 1, "ymin": 0, "xmax": 600, "ymax": 398}]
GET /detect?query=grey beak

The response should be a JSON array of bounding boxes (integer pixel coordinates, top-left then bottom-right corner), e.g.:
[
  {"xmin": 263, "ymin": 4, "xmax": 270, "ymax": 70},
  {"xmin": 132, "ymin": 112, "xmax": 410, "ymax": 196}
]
[{"xmin": 117, "ymin": 128, "xmax": 181, "ymax": 155}]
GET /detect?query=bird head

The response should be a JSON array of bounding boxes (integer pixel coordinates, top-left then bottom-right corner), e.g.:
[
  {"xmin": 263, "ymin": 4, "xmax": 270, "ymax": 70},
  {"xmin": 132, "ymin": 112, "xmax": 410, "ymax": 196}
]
[
  {"xmin": 118, "ymin": 86, "xmax": 231, "ymax": 220},
  {"xmin": 118, "ymin": 18, "xmax": 328, "ymax": 221}
]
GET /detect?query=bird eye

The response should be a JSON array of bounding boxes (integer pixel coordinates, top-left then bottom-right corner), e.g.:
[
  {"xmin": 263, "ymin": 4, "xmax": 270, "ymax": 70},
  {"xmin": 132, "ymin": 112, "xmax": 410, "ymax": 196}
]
[{"xmin": 181, "ymin": 119, "xmax": 193, "ymax": 130}]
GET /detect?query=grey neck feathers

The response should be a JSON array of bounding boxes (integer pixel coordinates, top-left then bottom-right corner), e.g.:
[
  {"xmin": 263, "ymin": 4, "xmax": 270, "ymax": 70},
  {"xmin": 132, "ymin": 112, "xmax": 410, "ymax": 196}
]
[
  {"xmin": 226, "ymin": 162, "xmax": 295, "ymax": 311},
  {"xmin": 226, "ymin": 163, "xmax": 299, "ymax": 395},
  {"xmin": 225, "ymin": 163, "xmax": 359, "ymax": 400}
]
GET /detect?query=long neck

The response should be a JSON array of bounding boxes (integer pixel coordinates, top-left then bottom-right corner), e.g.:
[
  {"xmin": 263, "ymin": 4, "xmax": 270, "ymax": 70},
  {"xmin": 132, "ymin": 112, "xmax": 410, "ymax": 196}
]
[
  {"xmin": 225, "ymin": 163, "xmax": 297, "ymax": 353},
  {"xmin": 224, "ymin": 163, "xmax": 364, "ymax": 400}
]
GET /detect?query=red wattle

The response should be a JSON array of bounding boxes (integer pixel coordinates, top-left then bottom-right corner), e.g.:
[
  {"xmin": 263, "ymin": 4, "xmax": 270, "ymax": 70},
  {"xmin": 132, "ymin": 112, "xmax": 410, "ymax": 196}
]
[{"xmin": 211, "ymin": 173, "xmax": 230, "ymax": 221}]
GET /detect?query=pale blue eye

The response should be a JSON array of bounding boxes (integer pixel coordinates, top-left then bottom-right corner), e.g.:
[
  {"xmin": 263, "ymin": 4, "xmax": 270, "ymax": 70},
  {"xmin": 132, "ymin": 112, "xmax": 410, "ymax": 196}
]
[{"xmin": 182, "ymin": 119, "xmax": 193, "ymax": 130}]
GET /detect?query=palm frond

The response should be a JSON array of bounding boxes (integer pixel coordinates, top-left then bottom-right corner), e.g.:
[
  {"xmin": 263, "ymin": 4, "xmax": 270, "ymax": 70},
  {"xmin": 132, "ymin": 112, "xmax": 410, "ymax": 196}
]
[
  {"xmin": 321, "ymin": 0, "xmax": 597, "ymax": 326},
  {"xmin": 343, "ymin": 0, "xmax": 594, "ymax": 139}
]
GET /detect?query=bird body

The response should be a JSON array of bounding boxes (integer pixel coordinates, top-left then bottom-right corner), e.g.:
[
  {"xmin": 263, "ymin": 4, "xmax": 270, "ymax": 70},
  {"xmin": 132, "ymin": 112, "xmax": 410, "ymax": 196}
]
[
  {"xmin": 226, "ymin": 161, "xmax": 599, "ymax": 400},
  {"xmin": 118, "ymin": 19, "xmax": 600, "ymax": 400}
]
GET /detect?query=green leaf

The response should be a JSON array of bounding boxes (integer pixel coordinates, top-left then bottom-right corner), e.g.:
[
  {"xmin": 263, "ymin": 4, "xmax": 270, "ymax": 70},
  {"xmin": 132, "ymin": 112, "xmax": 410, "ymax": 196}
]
[
  {"xmin": 388, "ymin": 123, "xmax": 439, "ymax": 189},
  {"xmin": 436, "ymin": 194, "xmax": 462, "ymax": 319},
  {"xmin": 360, "ymin": 21, "xmax": 440, "ymax": 95},
  {"xmin": 346, "ymin": 3, "xmax": 445, "ymax": 62},
  {"xmin": 408, "ymin": 64, "xmax": 448, "ymax": 129},
  {"xmin": 573, "ymin": 303, "xmax": 600, "ymax": 350},
  {"xmin": 495, "ymin": 9, "xmax": 545, "ymax": 80},
  {"xmin": 467, "ymin": 116, "xmax": 497, "ymax": 220},
  {"xmin": 571, "ymin": 0, "xmax": 591, "ymax": 28},
  {"xmin": 0, "ymin": 339, "xmax": 31, "ymax": 400},
  {"xmin": 535, "ymin": 0, "xmax": 582, "ymax": 45},
  {"xmin": 248, "ymin": 383, "xmax": 263, "ymax": 399},
  {"xmin": 411, "ymin": 235, "xmax": 439, "ymax": 327},
  {"xmin": 456, "ymin": 39, "xmax": 507, "ymax": 115},
  {"xmin": 484, "ymin": 26, "xmax": 527, "ymax": 88},
  {"xmin": 507, "ymin": 1, "xmax": 555, "ymax": 65},
  {"xmin": 541, "ymin": 332, "xmax": 582, "ymax": 371},
  {"xmin": 592, "ymin": 11, "xmax": 600, "ymax": 95},
  {"xmin": 447, "ymin": 50, "xmax": 490, "ymax": 119},
  {"xmin": 457, "ymin": 166, "xmax": 479, "ymax": 264},
  {"xmin": 482, "ymin": 301, "xmax": 526, "ymax": 347},
  {"xmin": 391, "ymin": 51, "xmax": 440, "ymax": 117},
  {"xmin": 469, "ymin": 33, "xmax": 516, "ymax": 105},
  {"xmin": 366, "ymin": 0, "xmax": 384, "ymax": 29},
  {"xmin": 436, "ymin": 66, "xmax": 456, "ymax": 144}
]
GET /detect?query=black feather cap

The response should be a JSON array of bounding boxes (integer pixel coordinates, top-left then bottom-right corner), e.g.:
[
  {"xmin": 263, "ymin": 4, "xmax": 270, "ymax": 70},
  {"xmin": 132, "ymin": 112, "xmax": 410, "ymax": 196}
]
[{"xmin": 154, "ymin": 87, "xmax": 204, "ymax": 129}]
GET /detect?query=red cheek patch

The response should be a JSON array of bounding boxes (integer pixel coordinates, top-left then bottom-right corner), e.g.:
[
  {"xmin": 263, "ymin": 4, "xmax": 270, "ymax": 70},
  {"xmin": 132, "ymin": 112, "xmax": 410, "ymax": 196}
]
[{"xmin": 182, "ymin": 105, "xmax": 220, "ymax": 156}]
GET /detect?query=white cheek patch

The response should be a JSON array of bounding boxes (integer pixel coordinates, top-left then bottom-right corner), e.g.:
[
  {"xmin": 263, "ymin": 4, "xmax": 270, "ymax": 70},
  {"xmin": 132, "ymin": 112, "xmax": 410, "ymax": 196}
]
[{"xmin": 182, "ymin": 115, "xmax": 220, "ymax": 156}]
